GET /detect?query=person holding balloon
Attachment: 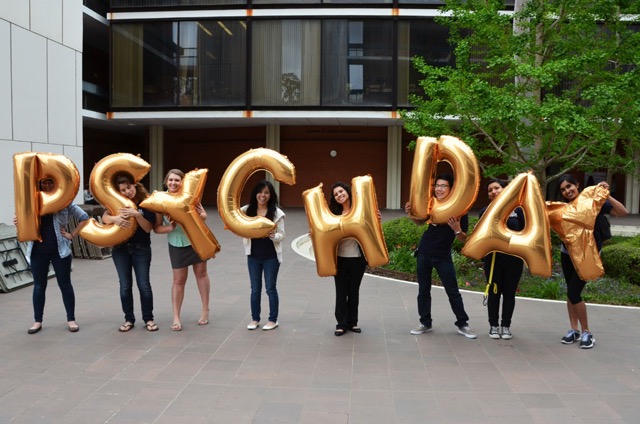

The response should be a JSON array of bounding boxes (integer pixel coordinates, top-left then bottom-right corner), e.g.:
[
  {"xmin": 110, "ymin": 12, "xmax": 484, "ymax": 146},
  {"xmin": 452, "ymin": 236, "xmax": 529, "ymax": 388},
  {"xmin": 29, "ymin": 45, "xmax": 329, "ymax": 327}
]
[
  {"xmin": 16, "ymin": 178, "xmax": 90, "ymax": 334},
  {"xmin": 154, "ymin": 169, "xmax": 211, "ymax": 331},
  {"xmin": 330, "ymin": 182, "xmax": 369, "ymax": 337},
  {"xmin": 557, "ymin": 174, "xmax": 627, "ymax": 349},
  {"xmin": 242, "ymin": 180, "xmax": 285, "ymax": 331},
  {"xmin": 101, "ymin": 172, "xmax": 161, "ymax": 332},
  {"xmin": 405, "ymin": 174, "xmax": 477, "ymax": 339},
  {"xmin": 479, "ymin": 179, "xmax": 525, "ymax": 340}
]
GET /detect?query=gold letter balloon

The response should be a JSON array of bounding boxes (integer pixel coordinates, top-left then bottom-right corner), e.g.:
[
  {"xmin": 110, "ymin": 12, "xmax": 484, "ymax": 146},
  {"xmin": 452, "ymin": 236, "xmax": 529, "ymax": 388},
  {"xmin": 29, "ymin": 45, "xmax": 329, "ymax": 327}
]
[
  {"xmin": 302, "ymin": 175, "xmax": 388, "ymax": 277},
  {"xmin": 78, "ymin": 153, "xmax": 151, "ymax": 247},
  {"xmin": 462, "ymin": 172, "xmax": 553, "ymax": 277},
  {"xmin": 13, "ymin": 152, "xmax": 80, "ymax": 242},
  {"xmin": 217, "ymin": 148, "xmax": 296, "ymax": 239},
  {"xmin": 408, "ymin": 135, "xmax": 480, "ymax": 223},
  {"xmin": 141, "ymin": 168, "xmax": 221, "ymax": 261},
  {"xmin": 546, "ymin": 185, "xmax": 609, "ymax": 281}
]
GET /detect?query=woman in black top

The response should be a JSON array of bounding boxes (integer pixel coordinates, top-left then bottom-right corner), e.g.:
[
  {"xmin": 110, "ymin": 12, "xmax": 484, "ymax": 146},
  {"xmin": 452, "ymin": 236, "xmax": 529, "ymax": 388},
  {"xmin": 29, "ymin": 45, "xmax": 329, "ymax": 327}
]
[{"xmin": 479, "ymin": 179, "xmax": 525, "ymax": 340}]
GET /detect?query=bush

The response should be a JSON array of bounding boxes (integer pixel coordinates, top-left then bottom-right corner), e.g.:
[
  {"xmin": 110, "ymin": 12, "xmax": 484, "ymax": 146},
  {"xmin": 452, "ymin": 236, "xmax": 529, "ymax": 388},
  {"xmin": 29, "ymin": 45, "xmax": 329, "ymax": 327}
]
[
  {"xmin": 382, "ymin": 217, "xmax": 427, "ymax": 252},
  {"xmin": 602, "ymin": 243, "xmax": 640, "ymax": 286},
  {"xmin": 385, "ymin": 245, "xmax": 417, "ymax": 274}
]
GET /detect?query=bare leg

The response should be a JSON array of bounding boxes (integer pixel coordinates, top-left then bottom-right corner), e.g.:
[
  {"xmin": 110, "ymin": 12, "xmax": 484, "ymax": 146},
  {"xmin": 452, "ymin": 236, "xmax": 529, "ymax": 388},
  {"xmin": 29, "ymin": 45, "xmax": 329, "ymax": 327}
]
[
  {"xmin": 573, "ymin": 301, "xmax": 589, "ymax": 333},
  {"xmin": 172, "ymin": 267, "xmax": 188, "ymax": 328},
  {"xmin": 193, "ymin": 261, "xmax": 210, "ymax": 324}
]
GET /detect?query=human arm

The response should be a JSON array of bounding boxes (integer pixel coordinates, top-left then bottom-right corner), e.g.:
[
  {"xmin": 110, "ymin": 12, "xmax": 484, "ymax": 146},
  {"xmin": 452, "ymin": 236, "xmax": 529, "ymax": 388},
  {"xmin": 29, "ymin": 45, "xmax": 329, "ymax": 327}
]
[
  {"xmin": 404, "ymin": 201, "xmax": 427, "ymax": 226},
  {"xmin": 269, "ymin": 209, "xmax": 286, "ymax": 242},
  {"xmin": 447, "ymin": 215, "xmax": 468, "ymax": 243},
  {"xmin": 597, "ymin": 182, "xmax": 628, "ymax": 217},
  {"xmin": 196, "ymin": 203, "xmax": 207, "ymax": 220},
  {"xmin": 153, "ymin": 214, "xmax": 177, "ymax": 234}
]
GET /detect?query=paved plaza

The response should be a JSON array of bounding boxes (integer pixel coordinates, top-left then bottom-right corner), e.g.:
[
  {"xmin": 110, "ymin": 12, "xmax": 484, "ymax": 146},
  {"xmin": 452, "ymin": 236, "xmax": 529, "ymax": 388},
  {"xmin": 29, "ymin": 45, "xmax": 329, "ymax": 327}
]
[{"xmin": 0, "ymin": 208, "xmax": 638, "ymax": 423}]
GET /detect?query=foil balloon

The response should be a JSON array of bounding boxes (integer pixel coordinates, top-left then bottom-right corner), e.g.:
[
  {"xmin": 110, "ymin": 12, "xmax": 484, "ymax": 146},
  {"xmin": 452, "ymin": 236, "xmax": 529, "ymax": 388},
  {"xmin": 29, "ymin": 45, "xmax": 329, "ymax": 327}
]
[
  {"xmin": 462, "ymin": 172, "xmax": 553, "ymax": 277},
  {"xmin": 141, "ymin": 168, "xmax": 221, "ymax": 260},
  {"xmin": 78, "ymin": 153, "xmax": 150, "ymax": 247},
  {"xmin": 408, "ymin": 135, "xmax": 480, "ymax": 223},
  {"xmin": 546, "ymin": 185, "xmax": 608, "ymax": 281},
  {"xmin": 302, "ymin": 175, "xmax": 388, "ymax": 277},
  {"xmin": 217, "ymin": 148, "xmax": 296, "ymax": 239},
  {"xmin": 13, "ymin": 152, "xmax": 80, "ymax": 242}
]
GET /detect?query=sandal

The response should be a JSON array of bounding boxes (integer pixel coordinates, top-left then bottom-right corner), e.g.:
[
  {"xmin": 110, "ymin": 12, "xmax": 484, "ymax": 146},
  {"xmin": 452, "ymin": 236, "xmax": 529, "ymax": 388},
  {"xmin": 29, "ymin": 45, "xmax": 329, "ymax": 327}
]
[
  {"xmin": 119, "ymin": 322, "xmax": 134, "ymax": 332},
  {"xmin": 334, "ymin": 328, "xmax": 346, "ymax": 337},
  {"xmin": 145, "ymin": 322, "xmax": 159, "ymax": 332},
  {"xmin": 68, "ymin": 322, "xmax": 80, "ymax": 333},
  {"xmin": 171, "ymin": 322, "xmax": 182, "ymax": 332},
  {"xmin": 197, "ymin": 317, "xmax": 209, "ymax": 326}
]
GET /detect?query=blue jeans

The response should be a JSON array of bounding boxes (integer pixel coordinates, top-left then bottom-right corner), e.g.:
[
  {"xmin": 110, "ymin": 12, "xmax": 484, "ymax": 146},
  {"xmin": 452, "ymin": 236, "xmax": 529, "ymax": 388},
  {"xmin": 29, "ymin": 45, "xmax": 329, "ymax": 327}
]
[
  {"xmin": 30, "ymin": 251, "xmax": 75, "ymax": 322},
  {"xmin": 416, "ymin": 253, "xmax": 469, "ymax": 328},
  {"xmin": 247, "ymin": 256, "xmax": 280, "ymax": 322},
  {"xmin": 112, "ymin": 243, "xmax": 154, "ymax": 324}
]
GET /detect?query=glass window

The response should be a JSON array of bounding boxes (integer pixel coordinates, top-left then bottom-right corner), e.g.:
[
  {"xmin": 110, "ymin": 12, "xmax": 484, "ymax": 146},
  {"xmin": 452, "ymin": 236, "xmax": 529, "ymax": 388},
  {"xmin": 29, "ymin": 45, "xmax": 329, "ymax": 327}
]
[
  {"xmin": 322, "ymin": 20, "xmax": 394, "ymax": 107},
  {"xmin": 112, "ymin": 22, "xmax": 177, "ymax": 107},
  {"xmin": 177, "ymin": 21, "xmax": 247, "ymax": 106},
  {"xmin": 397, "ymin": 19, "xmax": 453, "ymax": 107},
  {"xmin": 252, "ymin": 20, "xmax": 321, "ymax": 106}
]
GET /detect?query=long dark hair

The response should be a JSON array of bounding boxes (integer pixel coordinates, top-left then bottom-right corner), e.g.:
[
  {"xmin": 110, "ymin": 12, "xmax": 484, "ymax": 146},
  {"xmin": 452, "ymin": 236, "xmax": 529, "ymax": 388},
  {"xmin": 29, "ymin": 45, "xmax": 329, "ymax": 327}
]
[
  {"xmin": 246, "ymin": 180, "xmax": 278, "ymax": 221},
  {"xmin": 329, "ymin": 182, "xmax": 351, "ymax": 215},
  {"xmin": 557, "ymin": 174, "xmax": 580, "ymax": 201},
  {"xmin": 113, "ymin": 172, "xmax": 148, "ymax": 206}
]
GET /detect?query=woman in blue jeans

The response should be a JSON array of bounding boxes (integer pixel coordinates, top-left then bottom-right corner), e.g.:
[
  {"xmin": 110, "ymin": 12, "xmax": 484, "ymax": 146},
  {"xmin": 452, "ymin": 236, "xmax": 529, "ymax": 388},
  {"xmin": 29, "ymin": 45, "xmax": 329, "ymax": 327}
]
[
  {"xmin": 102, "ymin": 173, "xmax": 160, "ymax": 332},
  {"xmin": 242, "ymin": 180, "xmax": 285, "ymax": 331},
  {"xmin": 17, "ymin": 178, "xmax": 90, "ymax": 334}
]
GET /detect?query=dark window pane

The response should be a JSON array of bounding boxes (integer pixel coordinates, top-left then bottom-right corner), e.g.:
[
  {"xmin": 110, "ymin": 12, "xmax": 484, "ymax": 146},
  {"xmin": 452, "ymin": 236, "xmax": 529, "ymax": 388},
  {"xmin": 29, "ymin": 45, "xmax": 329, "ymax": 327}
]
[
  {"xmin": 322, "ymin": 20, "xmax": 393, "ymax": 107},
  {"xmin": 252, "ymin": 20, "xmax": 321, "ymax": 106},
  {"xmin": 397, "ymin": 19, "xmax": 453, "ymax": 107}
]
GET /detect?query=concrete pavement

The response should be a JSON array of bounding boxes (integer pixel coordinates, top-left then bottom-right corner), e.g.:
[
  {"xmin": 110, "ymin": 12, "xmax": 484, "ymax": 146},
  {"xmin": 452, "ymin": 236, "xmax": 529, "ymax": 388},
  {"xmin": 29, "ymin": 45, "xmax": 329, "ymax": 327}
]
[{"xmin": 0, "ymin": 208, "xmax": 639, "ymax": 423}]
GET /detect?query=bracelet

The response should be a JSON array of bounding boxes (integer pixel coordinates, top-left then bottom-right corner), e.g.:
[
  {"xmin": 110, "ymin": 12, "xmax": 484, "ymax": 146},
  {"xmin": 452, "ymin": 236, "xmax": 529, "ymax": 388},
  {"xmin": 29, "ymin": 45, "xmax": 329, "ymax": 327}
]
[{"xmin": 455, "ymin": 231, "xmax": 461, "ymax": 235}]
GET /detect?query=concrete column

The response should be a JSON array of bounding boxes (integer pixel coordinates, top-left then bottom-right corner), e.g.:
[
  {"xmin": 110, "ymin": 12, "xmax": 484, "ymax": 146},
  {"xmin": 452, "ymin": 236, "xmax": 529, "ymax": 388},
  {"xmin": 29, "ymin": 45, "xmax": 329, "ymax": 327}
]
[
  {"xmin": 386, "ymin": 126, "xmax": 403, "ymax": 210},
  {"xmin": 625, "ymin": 172, "xmax": 639, "ymax": 214},
  {"xmin": 149, "ymin": 125, "xmax": 164, "ymax": 191},
  {"xmin": 265, "ymin": 124, "xmax": 281, "ymax": 195}
]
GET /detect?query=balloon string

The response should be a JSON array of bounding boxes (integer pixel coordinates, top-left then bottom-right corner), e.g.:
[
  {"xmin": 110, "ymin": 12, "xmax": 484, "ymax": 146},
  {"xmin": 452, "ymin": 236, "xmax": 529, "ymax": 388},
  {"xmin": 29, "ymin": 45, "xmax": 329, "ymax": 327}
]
[{"xmin": 483, "ymin": 252, "xmax": 496, "ymax": 306}]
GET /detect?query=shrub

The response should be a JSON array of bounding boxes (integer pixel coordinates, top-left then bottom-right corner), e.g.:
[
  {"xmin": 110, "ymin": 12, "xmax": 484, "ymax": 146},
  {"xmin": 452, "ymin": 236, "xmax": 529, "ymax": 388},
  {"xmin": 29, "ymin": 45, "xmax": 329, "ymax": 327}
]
[
  {"xmin": 601, "ymin": 243, "xmax": 640, "ymax": 286},
  {"xmin": 385, "ymin": 245, "xmax": 417, "ymax": 274},
  {"xmin": 382, "ymin": 217, "xmax": 426, "ymax": 252}
]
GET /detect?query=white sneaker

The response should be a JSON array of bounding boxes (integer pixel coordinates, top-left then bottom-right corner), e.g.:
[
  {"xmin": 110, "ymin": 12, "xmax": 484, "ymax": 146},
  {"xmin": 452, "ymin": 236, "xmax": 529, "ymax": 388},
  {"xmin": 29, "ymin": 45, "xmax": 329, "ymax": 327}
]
[
  {"xmin": 500, "ymin": 327, "xmax": 513, "ymax": 340},
  {"xmin": 247, "ymin": 321, "xmax": 259, "ymax": 330},
  {"xmin": 457, "ymin": 326, "xmax": 477, "ymax": 339},
  {"xmin": 263, "ymin": 321, "xmax": 279, "ymax": 331},
  {"xmin": 489, "ymin": 326, "xmax": 501, "ymax": 339},
  {"xmin": 410, "ymin": 324, "xmax": 433, "ymax": 335}
]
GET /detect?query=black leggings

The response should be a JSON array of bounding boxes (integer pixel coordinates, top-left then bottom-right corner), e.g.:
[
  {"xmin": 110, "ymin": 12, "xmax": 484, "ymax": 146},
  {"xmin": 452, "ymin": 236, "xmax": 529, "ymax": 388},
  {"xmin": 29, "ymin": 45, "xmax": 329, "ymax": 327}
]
[
  {"xmin": 561, "ymin": 253, "xmax": 586, "ymax": 304},
  {"xmin": 484, "ymin": 254, "xmax": 523, "ymax": 327}
]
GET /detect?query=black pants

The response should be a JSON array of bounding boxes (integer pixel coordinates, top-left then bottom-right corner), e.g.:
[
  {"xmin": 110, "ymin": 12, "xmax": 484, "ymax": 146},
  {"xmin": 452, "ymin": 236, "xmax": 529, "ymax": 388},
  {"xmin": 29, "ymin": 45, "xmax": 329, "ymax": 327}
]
[
  {"xmin": 334, "ymin": 256, "xmax": 366, "ymax": 330},
  {"xmin": 485, "ymin": 254, "xmax": 523, "ymax": 328}
]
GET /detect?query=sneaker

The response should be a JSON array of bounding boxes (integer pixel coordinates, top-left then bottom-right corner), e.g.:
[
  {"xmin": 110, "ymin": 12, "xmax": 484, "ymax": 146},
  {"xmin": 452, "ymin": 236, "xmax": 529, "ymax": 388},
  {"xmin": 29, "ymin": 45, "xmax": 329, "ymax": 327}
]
[
  {"xmin": 579, "ymin": 331, "xmax": 595, "ymax": 349},
  {"xmin": 410, "ymin": 324, "xmax": 433, "ymax": 335},
  {"xmin": 500, "ymin": 327, "xmax": 512, "ymax": 340},
  {"xmin": 247, "ymin": 321, "xmax": 259, "ymax": 330},
  {"xmin": 561, "ymin": 329, "xmax": 580, "ymax": 344},
  {"xmin": 457, "ymin": 326, "xmax": 477, "ymax": 339},
  {"xmin": 263, "ymin": 321, "xmax": 279, "ymax": 331},
  {"xmin": 489, "ymin": 326, "xmax": 501, "ymax": 339}
]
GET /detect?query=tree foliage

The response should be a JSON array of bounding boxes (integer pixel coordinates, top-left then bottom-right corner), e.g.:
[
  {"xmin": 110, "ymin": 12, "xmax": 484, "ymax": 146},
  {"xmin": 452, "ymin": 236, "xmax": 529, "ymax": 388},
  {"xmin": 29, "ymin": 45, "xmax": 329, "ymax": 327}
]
[{"xmin": 401, "ymin": 0, "xmax": 640, "ymax": 193}]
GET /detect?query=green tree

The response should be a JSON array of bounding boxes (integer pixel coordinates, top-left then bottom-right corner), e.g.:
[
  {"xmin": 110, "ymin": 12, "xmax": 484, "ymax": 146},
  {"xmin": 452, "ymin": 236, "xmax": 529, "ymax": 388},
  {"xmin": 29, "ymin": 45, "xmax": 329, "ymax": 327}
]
[{"xmin": 401, "ymin": 0, "xmax": 640, "ymax": 194}]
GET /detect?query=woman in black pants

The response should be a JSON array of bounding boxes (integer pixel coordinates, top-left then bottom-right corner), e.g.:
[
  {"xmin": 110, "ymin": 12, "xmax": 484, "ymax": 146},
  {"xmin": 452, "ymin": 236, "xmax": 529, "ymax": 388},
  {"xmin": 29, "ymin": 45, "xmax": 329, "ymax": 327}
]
[
  {"xmin": 479, "ymin": 179, "xmax": 525, "ymax": 340},
  {"xmin": 330, "ymin": 182, "xmax": 368, "ymax": 336}
]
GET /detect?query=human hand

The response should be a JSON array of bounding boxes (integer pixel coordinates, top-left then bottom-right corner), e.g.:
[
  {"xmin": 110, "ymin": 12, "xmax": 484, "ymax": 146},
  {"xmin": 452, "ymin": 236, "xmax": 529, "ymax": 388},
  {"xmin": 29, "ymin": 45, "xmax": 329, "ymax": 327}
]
[{"xmin": 447, "ymin": 216, "xmax": 461, "ymax": 233}]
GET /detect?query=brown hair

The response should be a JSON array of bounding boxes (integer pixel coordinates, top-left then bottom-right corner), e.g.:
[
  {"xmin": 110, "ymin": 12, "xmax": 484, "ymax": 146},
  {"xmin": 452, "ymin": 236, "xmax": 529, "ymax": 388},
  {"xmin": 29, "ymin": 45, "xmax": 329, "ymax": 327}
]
[
  {"xmin": 164, "ymin": 169, "xmax": 185, "ymax": 187},
  {"xmin": 113, "ymin": 172, "xmax": 149, "ymax": 205}
]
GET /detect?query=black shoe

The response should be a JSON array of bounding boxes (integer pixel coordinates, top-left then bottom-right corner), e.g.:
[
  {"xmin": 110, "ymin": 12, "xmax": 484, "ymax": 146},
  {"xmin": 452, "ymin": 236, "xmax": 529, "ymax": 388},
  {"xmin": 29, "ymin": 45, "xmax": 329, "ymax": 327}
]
[
  {"xmin": 349, "ymin": 326, "xmax": 362, "ymax": 333},
  {"xmin": 334, "ymin": 328, "xmax": 346, "ymax": 336},
  {"xmin": 28, "ymin": 324, "xmax": 42, "ymax": 334}
]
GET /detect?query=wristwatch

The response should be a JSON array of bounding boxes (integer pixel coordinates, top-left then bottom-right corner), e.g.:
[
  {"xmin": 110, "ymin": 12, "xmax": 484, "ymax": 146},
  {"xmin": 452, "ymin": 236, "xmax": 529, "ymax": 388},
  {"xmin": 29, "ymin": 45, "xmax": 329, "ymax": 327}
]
[{"xmin": 455, "ymin": 231, "xmax": 461, "ymax": 235}]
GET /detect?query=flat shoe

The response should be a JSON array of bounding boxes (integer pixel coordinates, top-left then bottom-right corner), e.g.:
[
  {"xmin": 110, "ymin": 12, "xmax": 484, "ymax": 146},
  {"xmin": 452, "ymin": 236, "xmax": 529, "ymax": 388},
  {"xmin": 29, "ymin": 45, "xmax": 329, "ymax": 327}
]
[
  {"xmin": 146, "ymin": 322, "xmax": 159, "ymax": 332},
  {"xmin": 349, "ymin": 326, "xmax": 362, "ymax": 333},
  {"xmin": 28, "ymin": 324, "xmax": 42, "ymax": 334},
  {"xmin": 171, "ymin": 322, "xmax": 182, "ymax": 332},
  {"xmin": 197, "ymin": 318, "xmax": 209, "ymax": 326},
  {"xmin": 334, "ymin": 329, "xmax": 346, "ymax": 337},
  {"xmin": 247, "ymin": 321, "xmax": 259, "ymax": 330},
  {"xmin": 68, "ymin": 324, "xmax": 79, "ymax": 333},
  {"xmin": 263, "ymin": 321, "xmax": 279, "ymax": 331}
]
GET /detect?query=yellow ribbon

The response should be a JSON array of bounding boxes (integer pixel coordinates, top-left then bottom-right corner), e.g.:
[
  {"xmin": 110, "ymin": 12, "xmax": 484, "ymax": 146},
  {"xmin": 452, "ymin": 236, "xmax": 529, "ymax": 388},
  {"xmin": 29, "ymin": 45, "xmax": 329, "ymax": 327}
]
[{"xmin": 483, "ymin": 252, "xmax": 497, "ymax": 306}]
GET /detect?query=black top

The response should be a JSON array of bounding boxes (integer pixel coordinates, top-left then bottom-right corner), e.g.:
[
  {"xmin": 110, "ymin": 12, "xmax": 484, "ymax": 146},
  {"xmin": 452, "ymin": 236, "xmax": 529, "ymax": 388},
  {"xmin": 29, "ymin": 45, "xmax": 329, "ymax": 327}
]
[
  {"xmin": 417, "ymin": 214, "xmax": 469, "ymax": 259},
  {"xmin": 251, "ymin": 237, "xmax": 277, "ymax": 260},
  {"xmin": 125, "ymin": 208, "xmax": 156, "ymax": 246},
  {"xmin": 594, "ymin": 201, "xmax": 613, "ymax": 251},
  {"xmin": 32, "ymin": 215, "xmax": 57, "ymax": 254}
]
